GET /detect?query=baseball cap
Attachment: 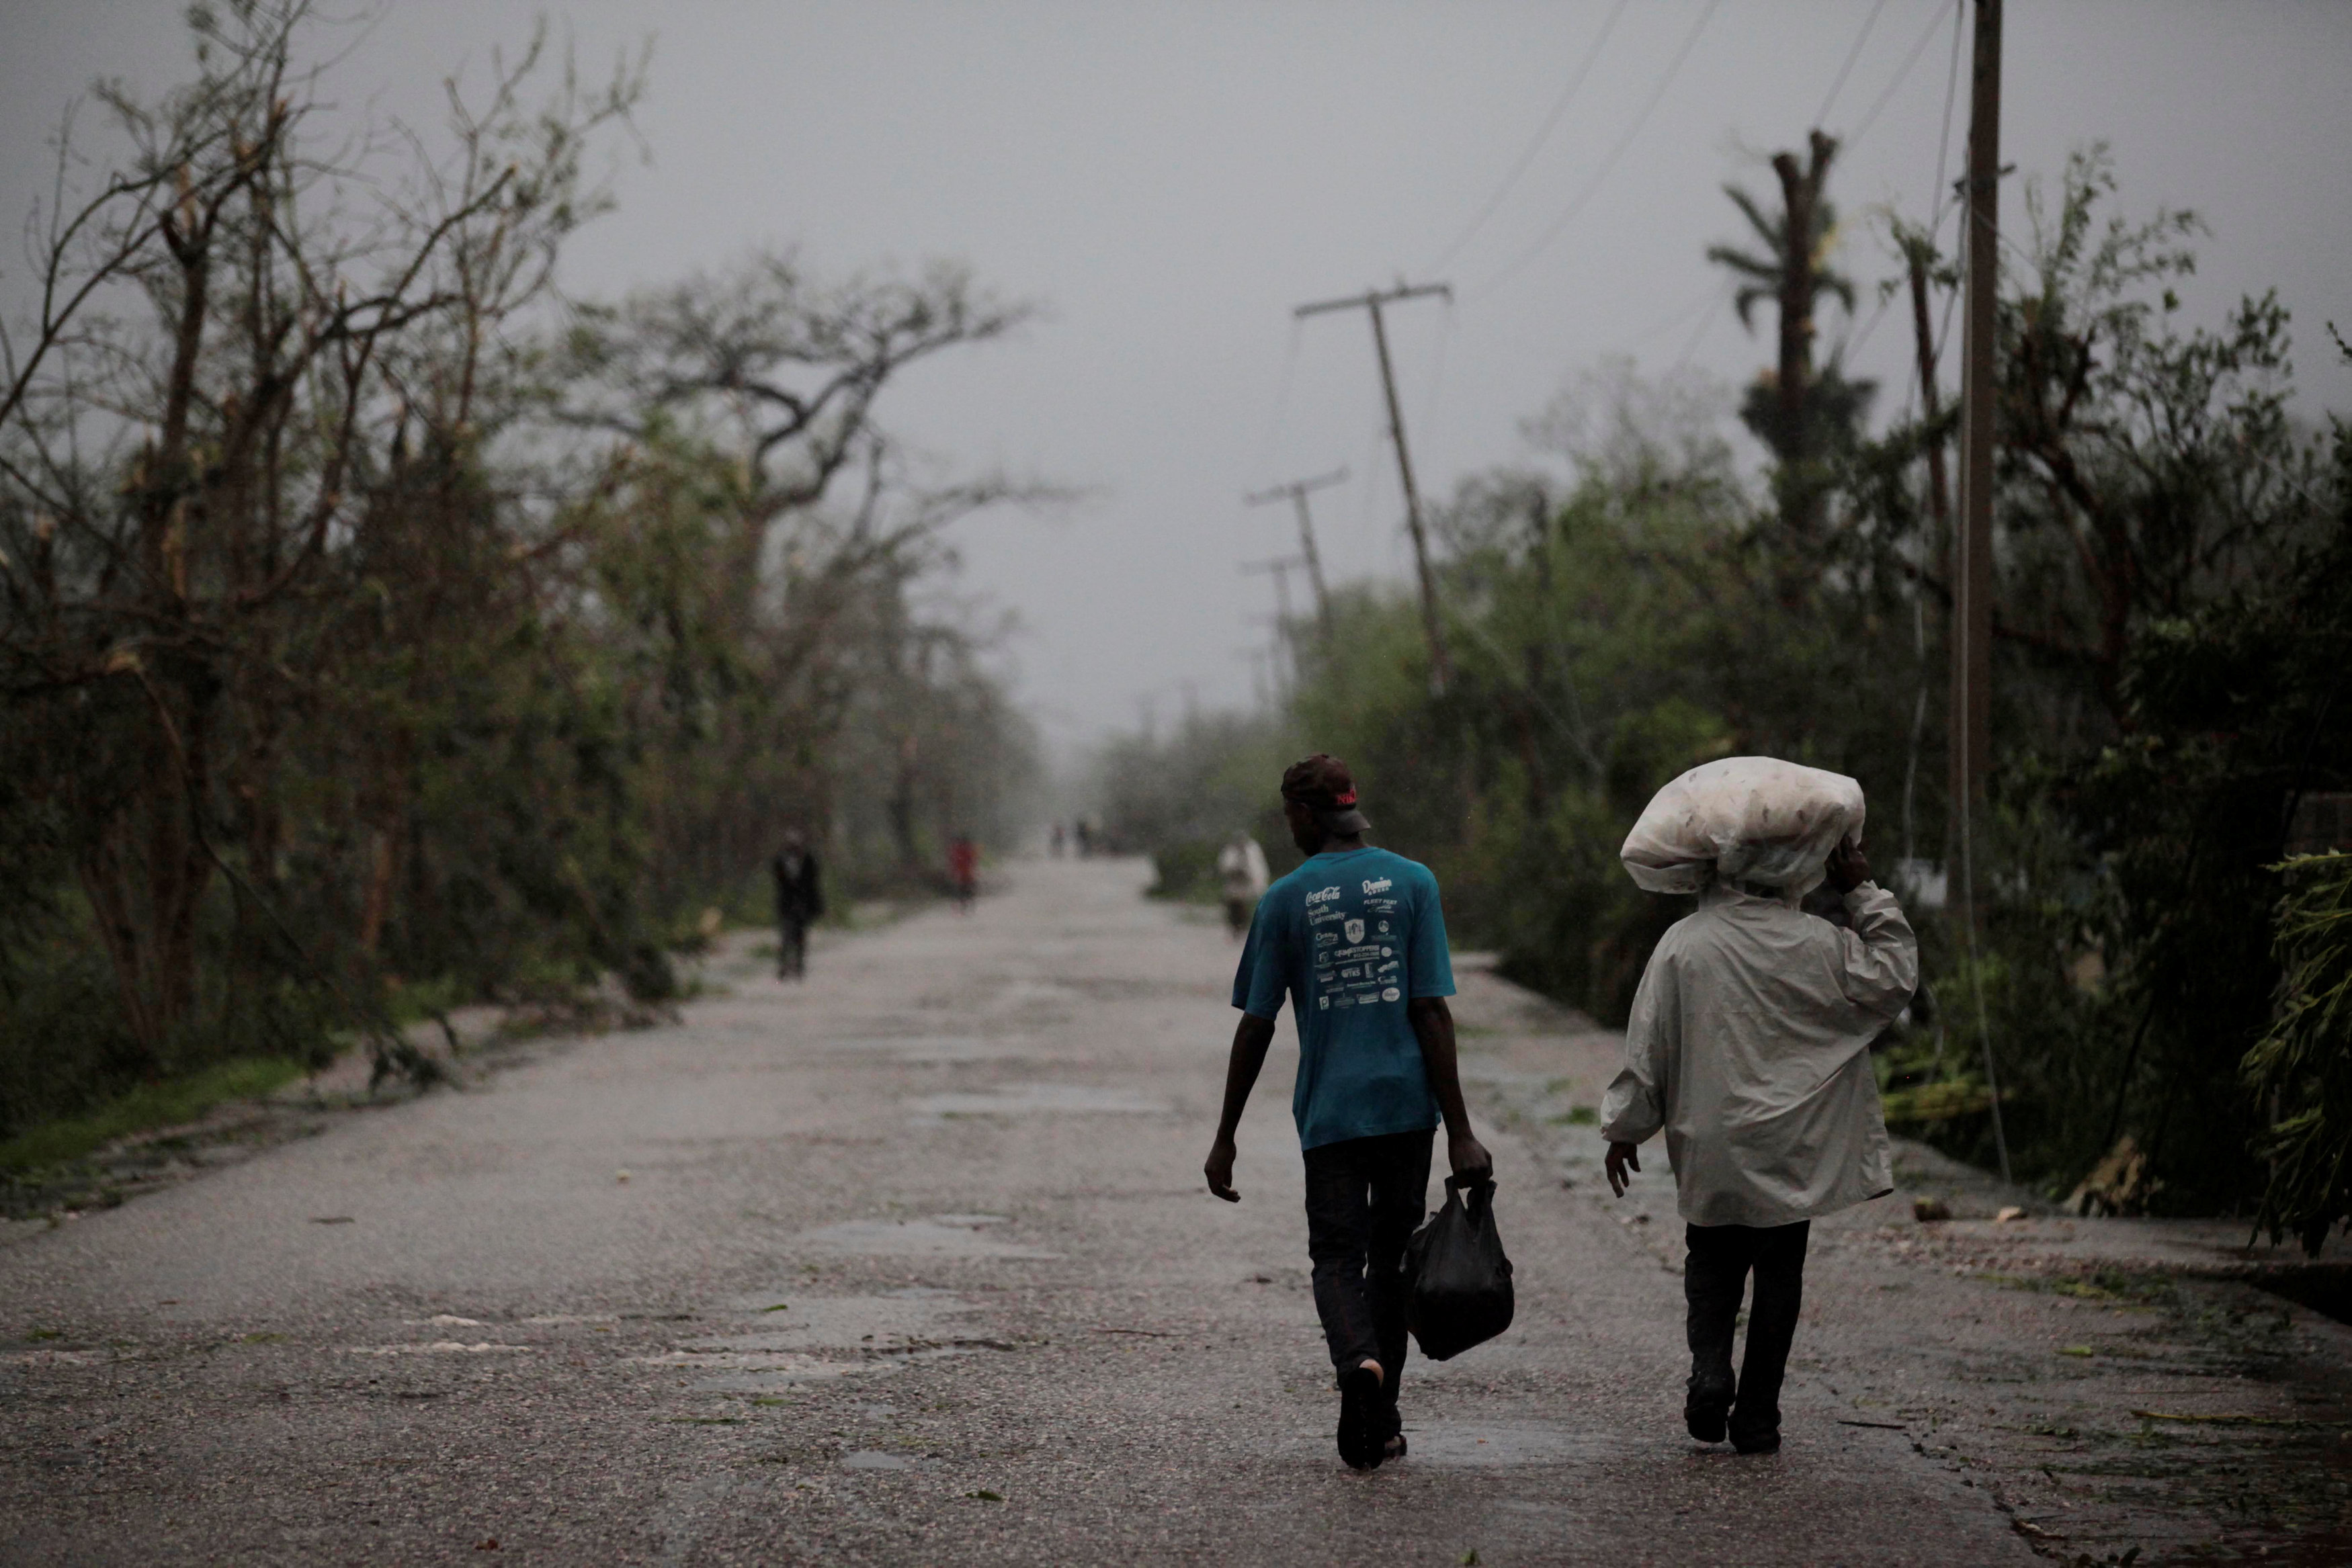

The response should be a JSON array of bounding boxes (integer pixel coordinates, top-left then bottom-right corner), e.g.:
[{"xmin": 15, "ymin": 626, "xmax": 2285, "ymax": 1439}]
[{"xmin": 1281, "ymin": 753, "xmax": 1370, "ymax": 835}]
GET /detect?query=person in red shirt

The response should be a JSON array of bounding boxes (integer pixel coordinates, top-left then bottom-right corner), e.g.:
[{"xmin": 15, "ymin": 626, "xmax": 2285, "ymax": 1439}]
[{"xmin": 948, "ymin": 833, "xmax": 979, "ymax": 912}]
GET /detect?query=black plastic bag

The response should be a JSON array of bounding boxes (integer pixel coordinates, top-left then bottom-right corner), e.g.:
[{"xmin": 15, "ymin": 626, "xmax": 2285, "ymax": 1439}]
[{"xmin": 1404, "ymin": 1174, "xmax": 1515, "ymax": 1361}]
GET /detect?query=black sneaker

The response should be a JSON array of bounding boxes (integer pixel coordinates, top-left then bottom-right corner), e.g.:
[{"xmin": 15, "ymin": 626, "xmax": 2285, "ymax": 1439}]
[
  {"xmin": 1684, "ymin": 1376, "xmax": 1735, "ymax": 1444},
  {"xmin": 1336, "ymin": 1365, "xmax": 1384, "ymax": 1471},
  {"xmin": 1729, "ymin": 1411, "xmax": 1781, "ymax": 1454}
]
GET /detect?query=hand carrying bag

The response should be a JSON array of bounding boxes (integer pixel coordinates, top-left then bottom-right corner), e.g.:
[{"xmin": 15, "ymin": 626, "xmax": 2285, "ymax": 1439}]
[{"xmin": 1404, "ymin": 1174, "xmax": 1515, "ymax": 1361}]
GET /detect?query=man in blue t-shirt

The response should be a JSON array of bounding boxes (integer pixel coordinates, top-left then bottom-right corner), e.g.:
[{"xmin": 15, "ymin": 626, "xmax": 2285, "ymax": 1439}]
[{"xmin": 1204, "ymin": 753, "xmax": 1492, "ymax": 1471}]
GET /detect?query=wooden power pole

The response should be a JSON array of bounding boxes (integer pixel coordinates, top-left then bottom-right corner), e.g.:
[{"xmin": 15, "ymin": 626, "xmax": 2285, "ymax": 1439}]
[
  {"xmin": 1239, "ymin": 555, "xmax": 1308, "ymax": 625},
  {"xmin": 1296, "ymin": 284, "xmax": 1454, "ymax": 693},
  {"xmin": 1953, "ymin": 0, "xmax": 2011, "ymax": 1184},
  {"xmin": 1951, "ymin": 0, "xmax": 1999, "ymax": 842},
  {"xmin": 1244, "ymin": 468, "xmax": 1344, "ymax": 650}
]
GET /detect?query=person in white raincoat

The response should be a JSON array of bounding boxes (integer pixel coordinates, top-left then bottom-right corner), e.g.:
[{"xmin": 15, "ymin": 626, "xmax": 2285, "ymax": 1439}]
[
  {"xmin": 1216, "ymin": 830, "xmax": 1271, "ymax": 939},
  {"xmin": 1600, "ymin": 836, "xmax": 1917, "ymax": 1454}
]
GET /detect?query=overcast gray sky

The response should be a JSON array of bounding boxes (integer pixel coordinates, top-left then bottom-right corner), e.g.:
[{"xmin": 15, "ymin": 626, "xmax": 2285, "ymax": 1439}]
[{"xmin": 9, "ymin": 1, "xmax": 2349, "ymax": 757}]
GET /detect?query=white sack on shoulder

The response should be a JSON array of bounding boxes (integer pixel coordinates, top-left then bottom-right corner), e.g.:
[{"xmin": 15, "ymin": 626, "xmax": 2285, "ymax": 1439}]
[{"xmin": 1620, "ymin": 756, "xmax": 1864, "ymax": 896}]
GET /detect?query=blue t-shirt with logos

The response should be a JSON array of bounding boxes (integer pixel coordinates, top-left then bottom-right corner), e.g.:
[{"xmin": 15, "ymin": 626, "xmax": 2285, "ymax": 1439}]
[{"xmin": 1231, "ymin": 846, "xmax": 1456, "ymax": 1150}]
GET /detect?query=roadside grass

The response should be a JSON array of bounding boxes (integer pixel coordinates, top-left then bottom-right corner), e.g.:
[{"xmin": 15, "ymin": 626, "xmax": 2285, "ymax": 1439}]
[
  {"xmin": 380, "ymin": 973, "xmax": 472, "ymax": 1031},
  {"xmin": 1976, "ymin": 1268, "xmax": 2178, "ymax": 1309},
  {"xmin": 0, "ymin": 1057, "xmax": 304, "ymax": 1175}
]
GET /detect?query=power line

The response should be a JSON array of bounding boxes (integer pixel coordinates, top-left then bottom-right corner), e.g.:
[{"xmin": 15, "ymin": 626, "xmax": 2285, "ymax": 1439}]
[
  {"xmin": 1671, "ymin": 291, "xmax": 1727, "ymax": 371},
  {"xmin": 1620, "ymin": 277, "xmax": 1721, "ymax": 353},
  {"xmin": 1471, "ymin": 0, "xmax": 1724, "ymax": 301},
  {"xmin": 1847, "ymin": 278, "xmax": 1900, "ymax": 360},
  {"xmin": 1251, "ymin": 316, "xmax": 1306, "ymax": 478},
  {"xmin": 1845, "ymin": 0, "xmax": 1960, "ymax": 149},
  {"xmin": 1426, "ymin": 0, "xmax": 1634, "ymax": 275},
  {"xmin": 1417, "ymin": 298, "xmax": 1458, "ymax": 478},
  {"xmin": 1912, "ymin": 0, "xmax": 1969, "ymax": 408},
  {"xmin": 1814, "ymin": 0, "xmax": 1897, "ymax": 129},
  {"xmin": 1927, "ymin": 0, "xmax": 1966, "ymax": 232}
]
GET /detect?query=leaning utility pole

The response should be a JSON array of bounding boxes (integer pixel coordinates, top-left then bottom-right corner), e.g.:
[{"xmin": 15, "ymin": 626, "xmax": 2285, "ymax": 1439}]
[
  {"xmin": 1244, "ymin": 468, "xmax": 1345, "ymax": 649},
  {"xmin": 1296, "ymin": 284, "xmax": 1454, "ymax": 693},
  {"xmin": 1953, "ymin": 0, "xmax": 2012, "ymax": 1184},
  {"xmin": 1238, "ymin": 555, "xmax": 1308, "ymax": 625}
]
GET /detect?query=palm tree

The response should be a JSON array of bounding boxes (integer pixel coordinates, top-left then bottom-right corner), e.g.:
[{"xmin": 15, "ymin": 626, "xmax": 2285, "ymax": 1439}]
[{"xmin": 1706, "ymin": 130, "xmax": 1872, "ymax": 543}]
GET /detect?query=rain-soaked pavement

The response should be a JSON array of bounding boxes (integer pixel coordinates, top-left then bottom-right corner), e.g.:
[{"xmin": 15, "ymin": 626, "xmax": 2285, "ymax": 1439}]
[{"xmin": 4, "ymin": 857, "xmax": 2349, "ymax": 1564}]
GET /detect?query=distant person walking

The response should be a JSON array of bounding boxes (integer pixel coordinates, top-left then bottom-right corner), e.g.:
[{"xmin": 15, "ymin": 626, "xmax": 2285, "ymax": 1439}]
[
  {"xmin": 1204, "ymin": 754, "xmax": 1492, "ymax": 1470},
  {"xmin": 1216, "ymin": 830, "xmax": 1269, "ymax": 939},
  {"xmin": 770, "ymin": 830, "xmax": 824, "ymax": 980},
  {"xmin": 948, "ymin": 833, "xmax": 980, "ymax": 912},
  {"xmin": 1050, "ymin": 821, "xmax": 1067, "ymax": 859},
  {"xmin": 1601, "ymin": 832, "xmax": 1917, "ymax": 1456}
]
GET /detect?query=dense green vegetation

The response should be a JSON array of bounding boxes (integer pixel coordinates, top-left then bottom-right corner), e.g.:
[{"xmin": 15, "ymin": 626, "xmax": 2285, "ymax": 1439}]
[
  {"xmin": 0, "ymin": 4, "xmax": 1039, "ymax": 1145},
  {"xmin": 0, "ymin": 1057, "xmax": 303, "ymax": 1176},
  {"xmin": 1101, "ymin": 145, "xmax": 2350, "ymax": 1228},
  {"xmin": 2248, "ymin": 853, "xmax": 2352, "ymax": 1254}
]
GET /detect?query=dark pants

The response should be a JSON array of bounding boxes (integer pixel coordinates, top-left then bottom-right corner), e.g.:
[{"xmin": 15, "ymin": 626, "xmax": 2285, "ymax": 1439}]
[
  {"xmin": 1685, "ymin": 1219, "xmax": 1810, "ymax": 1442},
  {"xmin": 1302, "ymin": 1129, "xmax": 1434, "ymax": 1424},
  {"xmin": 776, "ymin": 915, "xmax": 808, "ymax": 979}
]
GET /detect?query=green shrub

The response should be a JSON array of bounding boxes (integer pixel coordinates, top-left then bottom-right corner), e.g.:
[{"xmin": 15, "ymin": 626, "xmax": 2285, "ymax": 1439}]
[
  {"xmin": 2246, "ymin": 853, "xmax": 2352, "ymax": 1253},
  {"xmin": 0, "ymin": 1057, "xmax": 305, "ymax": 1174}
]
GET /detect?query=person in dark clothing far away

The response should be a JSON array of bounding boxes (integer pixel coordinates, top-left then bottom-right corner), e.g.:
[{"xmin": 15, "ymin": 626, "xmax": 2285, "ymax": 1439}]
[
  {"xmin": 1601, "ymin": 835, "xmax": 1917, "ymax": 1455},
  {"xmin": 1205, "ymin": 753, "xmax": 1492, "ymax": 1471},
  {"xmin": 770, "ymin": 830, "xmax": 823, "ymax": 980},
  {"xmin": 948, "ymin": 832, "xmax": 979, "ymax": 912}
]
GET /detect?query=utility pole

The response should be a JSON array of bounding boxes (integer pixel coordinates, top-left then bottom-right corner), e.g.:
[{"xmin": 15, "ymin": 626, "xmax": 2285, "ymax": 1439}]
[
  {"xmin": 1239, "ymin": 556, "xmax": 1306, "ymax": 692},
  {"xmin": 1244, "ymin": 468, "xmax": 1344, "ymax": 649},
  {"xmin": 1241, "ymin": 613, "xmax": 1292, "ymax": 699},
  {"xmin": 1953, "ymin": 0, "xmax": 2011, "ymax": 1184},
  {"xmin": 1296, "ymin": 284, "xmax": 1454, "ymax": 693},
  {"xmin": 1237, "ymin": 645, "xmax": 1273, "ymax": 709},
  {"xmin": 1952, "ymin": 1, "xmax": 1998, "ymax": 838},
  {"xmin": 1238, "ymin": 555, "xmax": 1307, "ymax": 626}
]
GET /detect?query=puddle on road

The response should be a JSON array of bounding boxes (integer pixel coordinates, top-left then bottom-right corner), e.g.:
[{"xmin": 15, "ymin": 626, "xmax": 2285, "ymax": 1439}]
[
  {"xmin": 634, "ymin": 1348, "xmax": 935, "ymax": 1389},
  {"xmin": 1400, "ymin": 1422, "xmax": 1622, "ymax": 1467},
  {"xmin": 643, "ymin": 1287, "xmax": 1015, "ymax": 1391},
  {"xmin": 797, "ymin": 1213, "xmax": 1059, "ymax": 1259},
  {"xmin": 716, "ymin": 1288, "xmax": 986, "ymax": 1352},
  {"xmin": 907, "ymin": 1083, "xmax": 1167, "ymax": 1120}
]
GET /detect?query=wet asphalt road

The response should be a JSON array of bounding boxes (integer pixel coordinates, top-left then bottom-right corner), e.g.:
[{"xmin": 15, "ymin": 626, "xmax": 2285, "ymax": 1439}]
[{"xmin": 0, "ymin": 856, "xmax": 2044, "ymax": 1565}]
